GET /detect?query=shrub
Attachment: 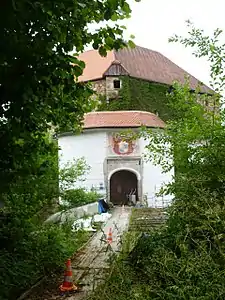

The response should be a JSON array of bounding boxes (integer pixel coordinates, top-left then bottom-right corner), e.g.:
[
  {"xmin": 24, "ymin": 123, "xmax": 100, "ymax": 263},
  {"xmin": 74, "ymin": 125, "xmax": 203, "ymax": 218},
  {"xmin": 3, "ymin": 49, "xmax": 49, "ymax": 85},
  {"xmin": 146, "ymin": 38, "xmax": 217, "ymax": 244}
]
[
  {"xmin": 0, "ymin": 222, "xmax": 90, "ymax": 300},
  {"xmin": 62, "ymin": 188, "xmax": 101, "ymax": 208},
  {"xmin": 0, "ymin": 149, "xmax": 92, "ymax": 300},
  {"xmin": 88, "ymin": 24, "xmax": 225, "ymax": 300},
  {"xmin": 59, "ymin": 158, "xmax": 101, "ymax": 208}
]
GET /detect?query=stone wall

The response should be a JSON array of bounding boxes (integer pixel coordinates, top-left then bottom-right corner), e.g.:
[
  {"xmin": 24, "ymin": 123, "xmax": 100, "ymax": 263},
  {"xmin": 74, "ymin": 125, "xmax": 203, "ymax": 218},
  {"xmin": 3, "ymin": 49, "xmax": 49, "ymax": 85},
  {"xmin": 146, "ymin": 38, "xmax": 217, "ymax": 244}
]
[
  {"xmin": 105, "ymin": 157, "xmax": 143, "ymax": 202},
  {"xmin": 92, "ymin": 79, "xmax": 106, "ymax": 95},
  {"xmin": 92, "ymin": 77, "xmax": 122, "ymax": 100},
  {"xmin": 105, "ymin": 76, "xmax": 121, "ymax": 99}
]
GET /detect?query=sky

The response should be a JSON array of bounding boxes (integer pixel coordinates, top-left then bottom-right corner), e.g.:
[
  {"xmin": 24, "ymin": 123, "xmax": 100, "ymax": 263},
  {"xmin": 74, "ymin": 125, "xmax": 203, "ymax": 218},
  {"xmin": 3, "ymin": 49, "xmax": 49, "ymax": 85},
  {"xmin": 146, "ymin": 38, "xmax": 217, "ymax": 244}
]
[{"xmin": 123, "ymin": 0, "xmax": 225, "ymax": 88}]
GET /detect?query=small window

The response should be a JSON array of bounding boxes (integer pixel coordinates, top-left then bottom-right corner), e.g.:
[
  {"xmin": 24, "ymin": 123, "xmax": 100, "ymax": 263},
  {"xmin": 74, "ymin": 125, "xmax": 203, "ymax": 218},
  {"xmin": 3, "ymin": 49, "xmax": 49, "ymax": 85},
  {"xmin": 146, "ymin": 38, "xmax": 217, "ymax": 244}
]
[{"xmin": 113, "ymin": 79, "xmax": 121, "ymax": 89}]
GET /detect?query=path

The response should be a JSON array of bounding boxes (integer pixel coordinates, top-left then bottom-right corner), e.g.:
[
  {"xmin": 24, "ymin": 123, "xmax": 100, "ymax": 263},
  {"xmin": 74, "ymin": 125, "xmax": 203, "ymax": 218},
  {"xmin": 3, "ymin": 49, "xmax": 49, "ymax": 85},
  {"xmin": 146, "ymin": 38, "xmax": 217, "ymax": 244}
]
[
  {"xmin": 25, "ymin": 207, "xmax": 168, "ymax": 300},
  {"xmin": 68, "ymin": 207, "xmax": 166, "ymax": 299},
  {"xmin": 30, "ymin": 206, "xmax": 131, "ymax": 300},
  {"xmin": 69, "ymin": 206, "xmax": 131, "ymax": 299}
]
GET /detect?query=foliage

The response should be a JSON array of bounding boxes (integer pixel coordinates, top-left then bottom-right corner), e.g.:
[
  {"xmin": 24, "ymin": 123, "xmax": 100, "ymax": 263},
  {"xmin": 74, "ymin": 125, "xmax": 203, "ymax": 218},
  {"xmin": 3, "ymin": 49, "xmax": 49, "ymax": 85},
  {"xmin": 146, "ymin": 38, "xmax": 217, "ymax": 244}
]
[
  {"xmin": 0, "ymin": 0, "xmax": 136, "ymax": 298},
  {"xmin": 0, "ymin": 151, "xmax": 92, "ymax": 300},
  {"xmin": 88, "ymin": 24, "xmax": 225, "ymax": 300},
  {"xmin": 59, "ymin": 157, "xmax": 101, "ymax": 208},
  {"xmin": 0, "ymin": 0, "xmax": 135, "ymax": 201},
  {"xmin": 0, "ymin": 137, "xmax": 59, "ymax": 246},
  {"xmin": 59, "ymin": 157, "xmax": 90, "ymax": 192},
  {"xmin": 170, "ymin": 20, "xmax": 225, "ymax": 94},
  {"xmin": 61, "ymin": 188, "xmax": 101, "ymax": 208},
  {"xmin": 0, "ymin": 223, "xmax": 90, "ymax": 300},
  {"xmin": 98, "ymin": 76, "xmax": 173, "ymax": 121}
]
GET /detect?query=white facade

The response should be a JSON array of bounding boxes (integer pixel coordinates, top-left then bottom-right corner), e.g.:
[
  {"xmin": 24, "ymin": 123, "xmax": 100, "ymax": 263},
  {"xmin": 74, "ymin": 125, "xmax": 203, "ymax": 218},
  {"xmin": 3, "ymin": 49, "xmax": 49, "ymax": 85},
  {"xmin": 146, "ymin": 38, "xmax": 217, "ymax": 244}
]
[
  {"xmin": 59, "ymin": 128, "xmax": 173, "ymax": 207},
  {"xmin": 59, "ymin": 131, "xmax": 107, "ymax": 191}
]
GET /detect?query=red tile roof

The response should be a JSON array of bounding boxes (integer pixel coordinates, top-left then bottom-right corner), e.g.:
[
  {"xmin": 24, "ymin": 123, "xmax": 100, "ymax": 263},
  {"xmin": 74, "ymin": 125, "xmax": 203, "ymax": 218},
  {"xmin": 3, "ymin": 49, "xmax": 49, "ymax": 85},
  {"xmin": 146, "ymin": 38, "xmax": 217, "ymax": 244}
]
[
  {"xmin": 78, "ymin": 45, "xmax": 212, "ymax": 93},
  {"xmin": 78, "ymin": 50, "xmax": 114, "ymax": 82},
  {"xmin": 83, "ymin": 111, "xmax": 165, "ymax": 129}
]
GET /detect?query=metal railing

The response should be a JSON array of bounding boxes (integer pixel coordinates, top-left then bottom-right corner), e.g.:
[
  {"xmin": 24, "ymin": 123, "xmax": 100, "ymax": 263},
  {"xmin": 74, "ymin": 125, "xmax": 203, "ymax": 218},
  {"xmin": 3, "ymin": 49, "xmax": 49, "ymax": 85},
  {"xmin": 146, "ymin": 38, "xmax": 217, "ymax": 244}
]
[{"xmin": 145, "ymin": 195, "xmax": 171, "ymax": 209}]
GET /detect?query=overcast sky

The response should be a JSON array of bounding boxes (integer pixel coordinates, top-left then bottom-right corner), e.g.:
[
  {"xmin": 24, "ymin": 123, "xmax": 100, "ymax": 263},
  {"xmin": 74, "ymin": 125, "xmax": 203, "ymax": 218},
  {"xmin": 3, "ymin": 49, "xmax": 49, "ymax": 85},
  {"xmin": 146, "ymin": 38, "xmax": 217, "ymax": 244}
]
[{"xmin": 121, "ymin": 0, "xmax": 225, "ymax": 88}]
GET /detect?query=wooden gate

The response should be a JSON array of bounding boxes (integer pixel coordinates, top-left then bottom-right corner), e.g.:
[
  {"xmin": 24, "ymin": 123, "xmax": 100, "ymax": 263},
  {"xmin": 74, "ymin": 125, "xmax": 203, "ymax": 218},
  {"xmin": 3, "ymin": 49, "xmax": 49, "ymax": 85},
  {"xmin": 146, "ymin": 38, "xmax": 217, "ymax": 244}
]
[{"xmin": 110, "ymin": 170, "xmax": 138, "ymax": 205}]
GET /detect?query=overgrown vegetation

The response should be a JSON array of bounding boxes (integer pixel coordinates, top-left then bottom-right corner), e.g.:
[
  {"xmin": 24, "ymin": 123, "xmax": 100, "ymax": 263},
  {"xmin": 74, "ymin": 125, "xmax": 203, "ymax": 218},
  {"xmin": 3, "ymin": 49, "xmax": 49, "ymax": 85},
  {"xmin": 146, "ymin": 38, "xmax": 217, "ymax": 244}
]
[
  {"xmin": 0, "ymin": 149, "xmax": 96, "ymax": 300},
  {"xmin": 0, "ymin": 223, "xmax": 90, "ymax": 300},
  {"xmin": 59, "ymin": 157, "xmax": 101, "ymax": 209},
  {"xmin": 98, "ymin": 76, "xmax": 173, "ymax": 121},
  {"xmin": 0, "ymin": 0, "xmax": 135, "ymax": 299},
  {"xmin": 89, "ymin": 22, "xmax": 225, "ymax": 300},
  {"xmin": 62, "ymin": 188, "xmax": 100, "ymax": 208}
]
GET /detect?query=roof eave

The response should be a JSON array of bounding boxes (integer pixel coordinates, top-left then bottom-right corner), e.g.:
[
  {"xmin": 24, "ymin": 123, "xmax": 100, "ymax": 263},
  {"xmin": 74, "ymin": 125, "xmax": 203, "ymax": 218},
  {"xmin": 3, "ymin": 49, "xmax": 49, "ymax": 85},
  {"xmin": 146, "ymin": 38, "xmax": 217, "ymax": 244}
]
[{"xmin": 83, "ymin": 125, "xmax": 165, "ymax": 130}]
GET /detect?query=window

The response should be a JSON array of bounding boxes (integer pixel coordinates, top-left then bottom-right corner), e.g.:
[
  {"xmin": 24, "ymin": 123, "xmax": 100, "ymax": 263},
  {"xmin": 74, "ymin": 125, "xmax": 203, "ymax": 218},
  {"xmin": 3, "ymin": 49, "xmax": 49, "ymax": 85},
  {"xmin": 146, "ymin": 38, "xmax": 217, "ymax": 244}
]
[{"xmin": 113, "ymin": 79, "xmax": 121, "ymax": 89}]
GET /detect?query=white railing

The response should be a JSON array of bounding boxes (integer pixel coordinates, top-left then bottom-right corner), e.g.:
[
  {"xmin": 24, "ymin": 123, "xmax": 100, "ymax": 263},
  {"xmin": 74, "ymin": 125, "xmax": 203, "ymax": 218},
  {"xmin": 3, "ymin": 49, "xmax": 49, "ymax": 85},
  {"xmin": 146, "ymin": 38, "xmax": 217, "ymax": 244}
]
[{"xmin": 146, "ymin": 196, "xmax": 171, "ymax": 209}]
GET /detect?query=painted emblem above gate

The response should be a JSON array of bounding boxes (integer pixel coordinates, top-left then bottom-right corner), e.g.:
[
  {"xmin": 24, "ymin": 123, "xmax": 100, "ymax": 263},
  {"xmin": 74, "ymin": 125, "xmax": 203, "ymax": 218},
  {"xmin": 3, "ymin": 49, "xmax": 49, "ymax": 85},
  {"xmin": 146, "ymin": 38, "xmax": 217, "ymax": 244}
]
[{"xmin": 111, "ymin": 134, "xmax": 136, "ymax": 155}]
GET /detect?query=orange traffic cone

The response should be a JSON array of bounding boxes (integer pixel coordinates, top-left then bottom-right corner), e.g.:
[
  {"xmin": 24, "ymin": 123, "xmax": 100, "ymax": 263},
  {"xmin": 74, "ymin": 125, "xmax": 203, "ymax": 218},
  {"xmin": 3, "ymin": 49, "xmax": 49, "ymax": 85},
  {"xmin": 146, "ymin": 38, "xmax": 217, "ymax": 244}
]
[
  {"xmin": 107, "ymin": 228, "xmax": 113, "ymax": 244},
  {"xmin": 60, "ymin": 259, "xmax": 78, "ymax": 293}
]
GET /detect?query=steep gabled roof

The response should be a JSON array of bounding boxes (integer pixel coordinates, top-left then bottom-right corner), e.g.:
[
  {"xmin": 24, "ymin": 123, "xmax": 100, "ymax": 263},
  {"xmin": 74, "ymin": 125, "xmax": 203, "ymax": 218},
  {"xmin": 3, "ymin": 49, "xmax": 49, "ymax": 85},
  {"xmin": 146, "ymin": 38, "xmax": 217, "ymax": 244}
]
[
  {"xmin": 78, "ymin": 45, "xmax": 212, "ymax": 93},
  {"xmin": 104, "ymin": 60, "xmax": 129, "ymax": 76}
]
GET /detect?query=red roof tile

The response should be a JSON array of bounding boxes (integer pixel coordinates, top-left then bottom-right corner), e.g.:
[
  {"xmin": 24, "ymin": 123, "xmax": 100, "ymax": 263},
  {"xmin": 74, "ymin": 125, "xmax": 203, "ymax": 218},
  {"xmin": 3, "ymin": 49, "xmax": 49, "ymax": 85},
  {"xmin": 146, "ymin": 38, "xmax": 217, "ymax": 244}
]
[
  {"xmin": 78, "ymin": 45, "xmax": 212, "ymax": 93},
  {"xmin": 78, "ymin": 49, "xmax": 114, "ymax": 81},
  {"xmin": 83, "ymin": 111, "xmax": 165, "ymax": 129}
]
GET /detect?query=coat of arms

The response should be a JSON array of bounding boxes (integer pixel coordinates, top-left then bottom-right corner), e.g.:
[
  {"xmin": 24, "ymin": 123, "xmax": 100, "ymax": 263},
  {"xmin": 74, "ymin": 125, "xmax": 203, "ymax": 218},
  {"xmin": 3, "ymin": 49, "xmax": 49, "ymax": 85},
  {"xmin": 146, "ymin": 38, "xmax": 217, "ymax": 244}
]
[{"xmin": 112, "ymin": 135, "xmax": 135, "ymax": 155}]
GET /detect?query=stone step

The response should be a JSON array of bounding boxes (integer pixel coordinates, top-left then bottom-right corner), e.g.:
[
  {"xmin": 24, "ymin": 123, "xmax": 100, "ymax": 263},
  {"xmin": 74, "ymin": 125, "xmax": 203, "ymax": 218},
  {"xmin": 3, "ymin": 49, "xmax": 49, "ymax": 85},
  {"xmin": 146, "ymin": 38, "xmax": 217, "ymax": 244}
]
[{"xmin": 129, "ymin": 208, "xmax": 167, "ymax": 233}]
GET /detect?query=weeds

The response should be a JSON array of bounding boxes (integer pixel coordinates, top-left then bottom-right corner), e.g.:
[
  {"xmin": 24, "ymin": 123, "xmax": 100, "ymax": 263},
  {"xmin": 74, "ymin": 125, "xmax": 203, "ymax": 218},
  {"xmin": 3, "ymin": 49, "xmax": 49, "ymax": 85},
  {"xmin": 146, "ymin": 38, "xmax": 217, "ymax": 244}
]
[{"xmin": 0, "ymin": 222, "xmax": 90, "ymax": 300}]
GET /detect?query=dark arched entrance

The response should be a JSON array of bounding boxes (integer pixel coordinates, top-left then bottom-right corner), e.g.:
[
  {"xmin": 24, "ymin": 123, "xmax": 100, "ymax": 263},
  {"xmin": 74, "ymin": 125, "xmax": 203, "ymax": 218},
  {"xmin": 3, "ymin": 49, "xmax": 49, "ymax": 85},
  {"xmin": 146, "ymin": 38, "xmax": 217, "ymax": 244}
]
[{"xmin": 110, "ymin": 170, "xmax": 138, "ymax": 205}]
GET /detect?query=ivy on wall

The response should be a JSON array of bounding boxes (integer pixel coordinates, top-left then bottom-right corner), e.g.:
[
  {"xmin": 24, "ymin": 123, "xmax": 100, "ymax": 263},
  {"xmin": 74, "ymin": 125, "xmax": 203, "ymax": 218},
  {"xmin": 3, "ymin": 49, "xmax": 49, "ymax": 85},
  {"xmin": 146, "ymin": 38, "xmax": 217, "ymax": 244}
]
[{"xmin": 98, "ymin": 76, "xmax": 174, "ymax": 121}]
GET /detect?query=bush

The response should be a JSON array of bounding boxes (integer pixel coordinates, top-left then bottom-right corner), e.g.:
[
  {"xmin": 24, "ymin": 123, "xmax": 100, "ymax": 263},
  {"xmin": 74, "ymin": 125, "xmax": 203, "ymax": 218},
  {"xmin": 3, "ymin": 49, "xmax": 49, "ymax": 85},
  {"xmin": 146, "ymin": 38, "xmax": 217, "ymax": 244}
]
[
  {"xmin": 89, "ymin": 24, "xmax": 225, "ymax": 300},
  {"xmin": 61, "ymin": 188, "xmax": 101, "ymax": 208},
  {"xmin": 88, "ymin": 193, "xmax": 225, "ymax": 300},
  {"xmin": 0, "ymin": 145, "xmax": 92, "ymax": 300},
  {"xmin": 125, "ymin": 197, "xmax": 225, "ymax": 299},
  {"xmin": 0, "ymin": 222, "xmax": 90, "ymax": 300},
  {"xmin": 59, "ymin": 158, "xmax": 101, "ymax": 209}
]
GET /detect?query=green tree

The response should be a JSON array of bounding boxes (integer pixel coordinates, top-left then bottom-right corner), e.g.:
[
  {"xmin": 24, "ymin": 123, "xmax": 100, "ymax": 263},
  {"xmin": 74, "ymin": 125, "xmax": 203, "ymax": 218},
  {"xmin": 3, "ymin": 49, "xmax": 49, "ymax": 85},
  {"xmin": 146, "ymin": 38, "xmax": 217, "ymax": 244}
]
[
  {"xmin": 170, "ymin": 20, "xmax": 225, "ymax": 94},
  {"xmin": 0, "ymin": 0, "xmax": 136, "ymax": 202},
  {"xmin": 0, "ymin": 0, "xmax": 136, "ymax": 229},
  {"xmin": 59, "ymin": 157, "xmax": 90, "ymax": 192},
  {"xmin": 59, "ymin": 157, "xmax": 100, "ymax": 208},
  {"xmin": 129, "ymin": 23, "xmax": 225, "ymax": 299},
  {"xmin": 88, "ymin": 24, "xmax": 225, "ymax": 300},
  {"xmin": 0, "ymin": 1, "xmax": 137, "ymax": 298}
]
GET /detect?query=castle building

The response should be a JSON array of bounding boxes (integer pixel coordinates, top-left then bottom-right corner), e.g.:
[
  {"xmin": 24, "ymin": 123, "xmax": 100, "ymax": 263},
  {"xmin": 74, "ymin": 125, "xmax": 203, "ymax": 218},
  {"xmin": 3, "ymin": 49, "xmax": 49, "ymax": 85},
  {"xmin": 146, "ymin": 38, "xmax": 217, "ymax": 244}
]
[
  {"xmin": 59, "ymin": 110, "xmax": 173, "ymax": 207},
  {"xmin": 59, "ymin": 46, "xmax": 211, "ymax": 207},
  {"xmin": 78, "ymin": 46, "xmax": 211, "ymax": 119}
]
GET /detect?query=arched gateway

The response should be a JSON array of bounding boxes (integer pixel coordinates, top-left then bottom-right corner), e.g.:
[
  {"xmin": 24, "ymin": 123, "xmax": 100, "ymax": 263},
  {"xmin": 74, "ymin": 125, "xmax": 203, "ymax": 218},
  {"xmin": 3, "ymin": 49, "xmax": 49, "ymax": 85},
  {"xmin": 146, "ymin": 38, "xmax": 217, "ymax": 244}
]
[{"xmin": 110, "ymin": 170, "xmax": 138, "ymax": 205}]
